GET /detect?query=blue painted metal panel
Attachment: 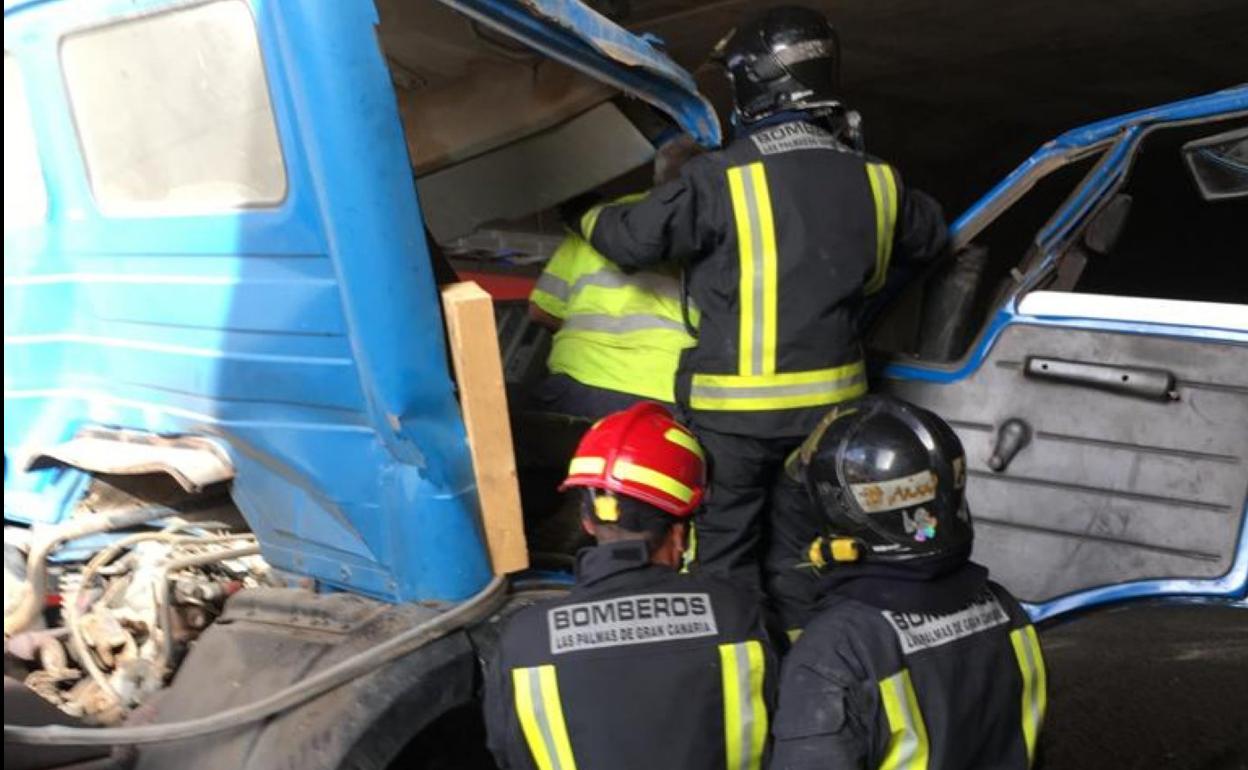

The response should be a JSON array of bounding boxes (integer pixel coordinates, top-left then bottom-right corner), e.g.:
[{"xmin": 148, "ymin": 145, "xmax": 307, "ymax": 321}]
[{"xmin": 4, "ymin": 0, "xmax": 492, "ymax": 602}]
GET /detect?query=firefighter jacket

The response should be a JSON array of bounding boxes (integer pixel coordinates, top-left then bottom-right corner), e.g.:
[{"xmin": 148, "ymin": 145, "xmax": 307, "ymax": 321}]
[
  {"xmin": 586, "ymin": 118, "xmax": 948, "ymax": 438},
  {"xmin": 769, "ymin": 564, "xmax": 1047, "ymax": 769},
  {"xmin": 484, "ymin": 540, "xmax": 779, "ymax": 770},
  {"xmin": 530, "ymin": 211, "xmax": 697, "ymax": 403}
]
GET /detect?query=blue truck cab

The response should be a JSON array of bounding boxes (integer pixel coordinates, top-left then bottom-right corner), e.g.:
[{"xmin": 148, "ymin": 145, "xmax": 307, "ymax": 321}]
[{"xmin": 4, "ymin": 0, "xmax": 1247, "ymax": 764}]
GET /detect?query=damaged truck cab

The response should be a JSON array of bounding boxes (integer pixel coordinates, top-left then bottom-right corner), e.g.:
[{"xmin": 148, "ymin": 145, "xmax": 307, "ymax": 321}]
[{"xmin": 4, "ymin": 0, "xmax": 716, "ymax": 766}]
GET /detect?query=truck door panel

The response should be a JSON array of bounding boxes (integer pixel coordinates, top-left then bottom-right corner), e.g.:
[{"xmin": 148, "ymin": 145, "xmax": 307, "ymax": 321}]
[{"xmin": 882, "ymin": 322, "xmax": 1248, "ymax": 614}]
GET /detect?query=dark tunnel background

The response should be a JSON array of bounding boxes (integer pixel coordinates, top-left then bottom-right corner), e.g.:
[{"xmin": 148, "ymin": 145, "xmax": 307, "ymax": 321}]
[{"xmin": 595, "ymin": 0, "xmax": 1248, "ymax": 312}]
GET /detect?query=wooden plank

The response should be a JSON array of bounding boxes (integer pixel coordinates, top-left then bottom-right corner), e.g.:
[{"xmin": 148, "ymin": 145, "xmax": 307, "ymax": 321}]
[{"xmin": 440, "ymin": 281, "xmax": 529, "ymax": 574}]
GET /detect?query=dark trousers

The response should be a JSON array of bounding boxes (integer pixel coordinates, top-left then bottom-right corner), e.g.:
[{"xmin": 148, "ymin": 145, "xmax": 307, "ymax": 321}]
[
  {"xmin": 763, "ymin": 472, "xmax": 828, "ymax": 629},
  {"xmin": 530, "ymin": 373, "xmax": 669, "ymax": 420},
  {"xmin": 691, "ymin": 428, "xmax": 803, "ymax": 595}
]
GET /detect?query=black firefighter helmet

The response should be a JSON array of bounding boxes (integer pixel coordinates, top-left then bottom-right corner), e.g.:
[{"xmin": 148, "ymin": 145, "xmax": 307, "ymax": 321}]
[
  {"xmin": 712, "ymin": 5, "xmax": 842, "ymax": 124},
  {"xmin": 792, "ymin": 395, "xmax": 973, "ymax": 565}
]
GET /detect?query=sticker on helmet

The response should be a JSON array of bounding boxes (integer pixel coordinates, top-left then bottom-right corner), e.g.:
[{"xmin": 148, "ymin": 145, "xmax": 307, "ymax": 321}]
[
  {"xmin": 548, "ymin": 593, "xmax": 719, "ymax": 654},
  {"xmin": 903, "ymin": 507, "xmax": 938, "ymax": 542},
  {"xmin": 849, "ymin": 470, "xmax": 937, "ymax": 513}
]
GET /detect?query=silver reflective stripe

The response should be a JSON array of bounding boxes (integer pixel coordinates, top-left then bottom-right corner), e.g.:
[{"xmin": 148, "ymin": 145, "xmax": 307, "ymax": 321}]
[
  {"xmin": 691, "ymin": 370, "xmax": 866, "ymax": 400},
  {"xmin": 535, "ymin": 272, "xmax": 570, "ymax": 301},
  {"xmin": 562, "ymin": 313, "xmax": 688, "ymax": 334},
  {"xmin": 733, "ymin": 643, "xmax": 755, "ymax": 770},
  {"xmin": 570, "ymin": 269, "xmax": 682, "ymax": 302},
  {"xmin": 527, "ymin": 669, "xmax": 566, "ymax": 770},
  {"xmin": 740, "ymin": 169, "xmax": 767, "ymax": 376}
]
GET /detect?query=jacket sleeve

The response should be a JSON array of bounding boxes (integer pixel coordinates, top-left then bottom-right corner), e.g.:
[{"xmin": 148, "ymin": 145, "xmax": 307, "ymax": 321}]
[
  {"xmin": 585, "ymin": 170, "xmax": 707, "ymax": 270},
  {"xmin": 482, "ymin": 643, "xmax": 516, "ymax": 770},
  {"xmin": 769, "ymin": 635, "xmax": 872, "ymax": 770},
  {"xmin": 893, "ymin": 178, "xmax": 949, "ymax": 269}
]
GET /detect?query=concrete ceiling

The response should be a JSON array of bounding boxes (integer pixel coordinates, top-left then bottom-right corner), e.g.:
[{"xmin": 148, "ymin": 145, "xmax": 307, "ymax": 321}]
[{"xmin": 609, "ymin": 0, "xmax": 1248, "ymax": 210}]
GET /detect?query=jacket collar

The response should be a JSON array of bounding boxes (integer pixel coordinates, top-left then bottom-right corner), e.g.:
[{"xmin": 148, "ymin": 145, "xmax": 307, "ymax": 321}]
[
  {"xmin": 574, "ymin": 540, "xmax": 662, "ymax": 587},
  {"xmin": 815, "ymin": 547, "xmax": 989, "ymax": 614}
]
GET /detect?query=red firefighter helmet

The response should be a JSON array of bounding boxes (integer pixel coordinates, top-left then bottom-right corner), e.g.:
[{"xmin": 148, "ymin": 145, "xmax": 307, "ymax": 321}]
[{"xmin": 560, "ymin": 403, "xmax": 707, "ymax": 518}]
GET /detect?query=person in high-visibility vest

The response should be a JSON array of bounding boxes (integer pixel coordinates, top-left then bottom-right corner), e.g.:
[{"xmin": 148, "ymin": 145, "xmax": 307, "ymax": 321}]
[
  {"xmin": 769, "ymin": 395, "xmax": 1046, "ymax": 769},
  {"xmin": 527, "ymin": 136, "xmax": 702, "ymax": 419},
  {"xmin": 483, "ymin": 403, "xmax": 779, "ymax": 770},
  {"xmin": 571, "ymin": 7, "xmax": 949, "ymax": 592}
]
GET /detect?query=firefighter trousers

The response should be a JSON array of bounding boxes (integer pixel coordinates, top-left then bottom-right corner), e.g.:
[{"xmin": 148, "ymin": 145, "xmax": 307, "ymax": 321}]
[{"xmin": 691, "ymin": 428, "xmax": 803, "ymax": 595}]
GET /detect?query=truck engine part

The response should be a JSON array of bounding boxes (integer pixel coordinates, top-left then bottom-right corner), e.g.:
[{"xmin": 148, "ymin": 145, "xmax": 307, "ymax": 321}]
[
  {"xmin": 4, "ymin": 505, "xmax": 186, "ymax": 637},
  {"xmin": 4, "ymin": 574, "xmax": 507, "ymax": 746},
  {"xmin": 5, "ymin": 517, "xmax": 267, "ymax": 728}
]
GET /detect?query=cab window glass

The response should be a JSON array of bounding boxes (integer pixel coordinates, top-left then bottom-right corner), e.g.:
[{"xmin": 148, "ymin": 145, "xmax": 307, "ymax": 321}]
[
  {"xmin": 4, "ymin": 55, "xmax": 48, "ymax": 229},
  {"xmin": 61, "ymin": 0, "xmax": 285, "ymax": 213},
  {"xmin": 1071, "ymin": 119, "xmax": 1248, "ymax": 304},
  {"xmin": 868, "ymin": 153, "xmax": 1100, "ymax": 361}
]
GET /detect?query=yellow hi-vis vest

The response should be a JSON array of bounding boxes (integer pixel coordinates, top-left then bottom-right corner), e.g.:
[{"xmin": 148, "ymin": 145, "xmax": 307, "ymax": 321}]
[{"xmin": 531, "ymin": 231, "xmax": 697, "ymax": 403}]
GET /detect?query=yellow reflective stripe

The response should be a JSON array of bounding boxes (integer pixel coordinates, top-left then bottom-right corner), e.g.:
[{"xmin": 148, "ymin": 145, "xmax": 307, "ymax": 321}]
[
  {"xmin": 750, "ymin": 164, "xmax": 779, "ymax": 376},
  {"xmin": 746, "ymin": 640, "xmax": 768, "ymax": 768},
  {"xmin": 727, "ymin": 167, "xmax": 754, "ymax": 376},
  {"xmin": 567, "ymin": 456, "xmax": 605, "ymax": 476},
  {"xmin": 865, "ymin": 163, "xmax": 898, "ymax": 295},
  {"xmin": 689, "ymin": 361, "xmax": 868, "ymax": 411},
  {"xmin": 692, "ymin": 360, "xmax": 865, "ymax": 388},
  {"xmin": 1010, "ymin": 626, "xmax": 1047, "ymax": 766},
  {"xmin": 727, "ymin": 163, "xmax": 780, "ymax": 377},
  {"xmin": 612, "ymin": 460, "xmax": 694, "ymax": 503},
  {"xmin": 879, "ymin": 669, "xmax": 930, "ymax": 770},
  {"xmin": 512, "ymin": 665, "xmax": 578, "ymax": 770},
  {"xmin": 719, "ymin": 641, "xmax": 767, "ymax": 770},
  {"xmin": 664, "ymin": 427, "xmax": 705, "ymax": 460}
]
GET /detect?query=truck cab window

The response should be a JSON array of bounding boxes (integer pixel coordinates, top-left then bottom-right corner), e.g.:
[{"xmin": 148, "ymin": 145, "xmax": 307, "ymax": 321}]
[
  {"xmin": 1070, "ymin": 119, "xmax": 1248, "ymax": 303},
  {"xmin": 61, "ymin": 0, "xmax": 285, "ymax": 213}
]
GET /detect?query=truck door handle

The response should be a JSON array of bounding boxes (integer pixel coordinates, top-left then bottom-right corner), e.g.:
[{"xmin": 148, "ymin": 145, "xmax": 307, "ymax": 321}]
[
  {"xmin": 988, "ymin": 418, "xmax": 1031, "ymax": 472},
  {"xmin": 1025, "ymin": 357, "xmax": 1178, "ymax": 400}
]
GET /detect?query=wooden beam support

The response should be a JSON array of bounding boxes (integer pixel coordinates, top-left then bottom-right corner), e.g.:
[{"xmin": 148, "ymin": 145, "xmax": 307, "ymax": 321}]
[{"xmin": 440, "ymin": 281, "xmax": 529, "ymax": 575}]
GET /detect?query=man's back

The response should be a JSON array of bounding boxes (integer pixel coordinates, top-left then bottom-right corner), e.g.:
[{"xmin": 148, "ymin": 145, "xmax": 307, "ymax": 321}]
[
  {"xmin": 485, "ymin": 541, "xmax": 777, "ymax": 770},
  {"xmin": 589, "ymin": 118, "xmax": 946, "ymax": 438},
  {"xmin": 771, "ymin": 581, "xmax": 1046, "ymax": 769}
]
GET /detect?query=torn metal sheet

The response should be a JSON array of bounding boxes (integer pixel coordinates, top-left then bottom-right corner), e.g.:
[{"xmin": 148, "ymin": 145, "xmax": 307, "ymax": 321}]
[
  {"xmin": 438, "ymin": 0, "xmax": 722, "ymax": 146},
  {"xmin": 25, "ymin": 429, "xmax": 234, "ymax": 494}
]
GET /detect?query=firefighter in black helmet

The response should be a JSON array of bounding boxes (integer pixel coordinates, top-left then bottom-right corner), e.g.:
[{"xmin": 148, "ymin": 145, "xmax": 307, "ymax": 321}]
[
  {"xmin": 769, "ymin": 395, "xmax": 1047, "ymax": 769},
  {"xmin": 570, "ymin": 6, "xmax": 949, "ymax": 593}
]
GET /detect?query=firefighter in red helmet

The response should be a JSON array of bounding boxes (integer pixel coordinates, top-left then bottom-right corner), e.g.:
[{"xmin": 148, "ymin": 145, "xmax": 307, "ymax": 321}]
[{"xmin": 484, "ymin": 402, "xmax": 779, "ymax": 770}]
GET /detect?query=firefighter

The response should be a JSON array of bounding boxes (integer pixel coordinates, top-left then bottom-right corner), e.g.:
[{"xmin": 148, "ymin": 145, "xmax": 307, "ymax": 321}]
[
  {"xmin": 528, "ymin": 136, "xmax": 703, "ymax": 419},
  {"xmin": 484, "ymin": 402, "xmax": 779, "ymax": 770},
  {"xmin": 768, "ymin": 395, "xmax": 1046, "ymax": 769},
  {"xmin": 571, "ymin": 6, "xmax": 949, "ymax": 591}
]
